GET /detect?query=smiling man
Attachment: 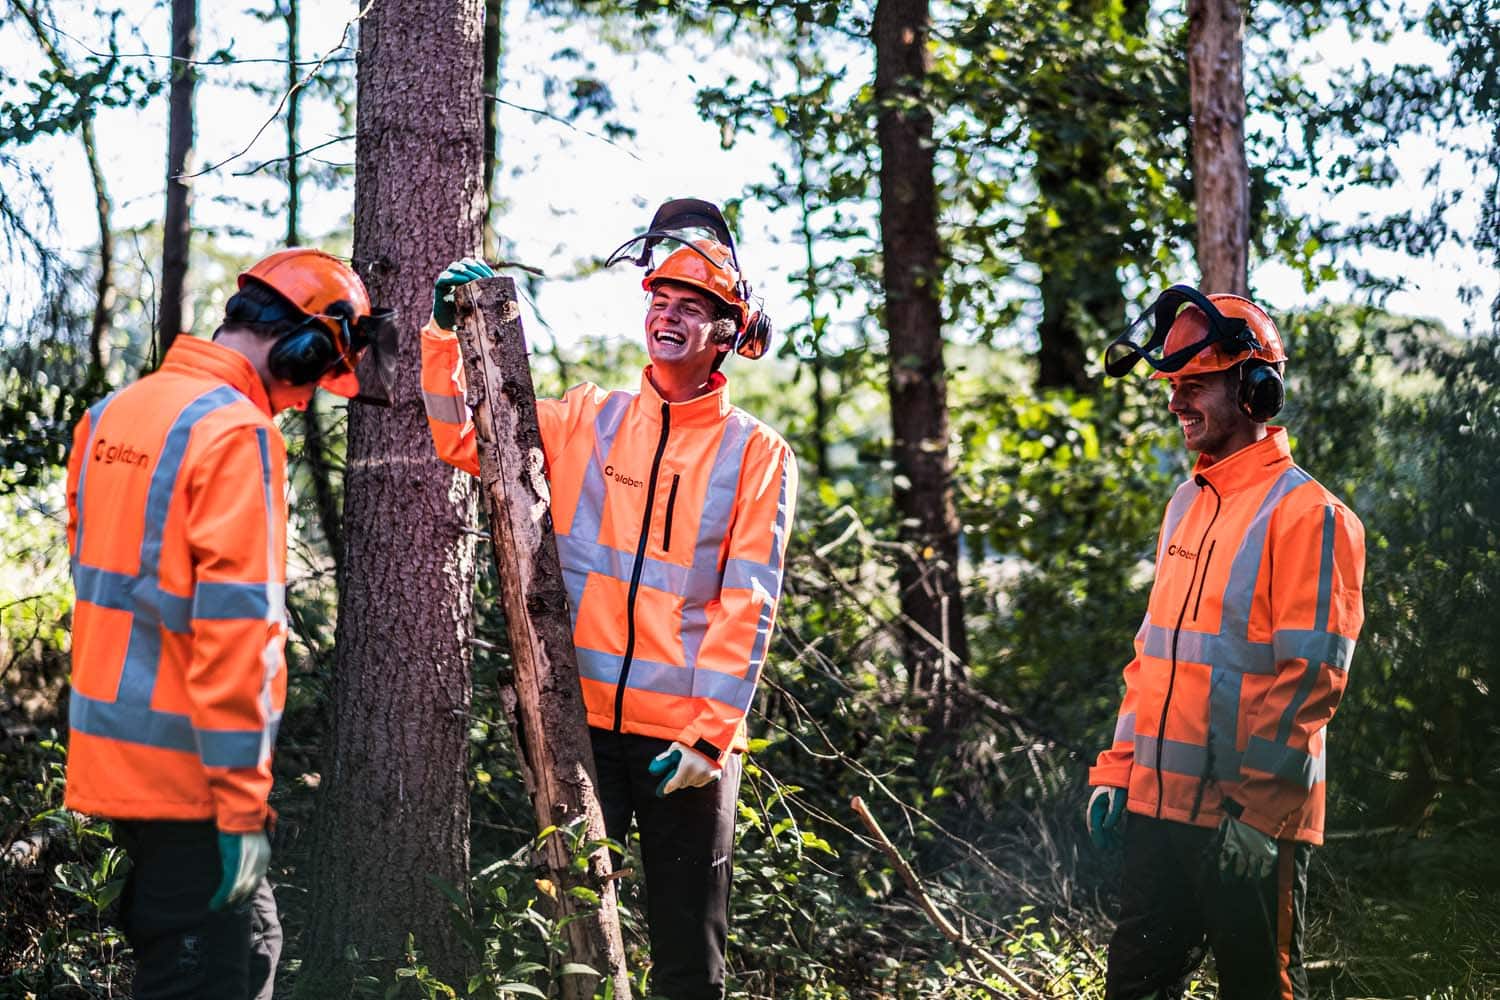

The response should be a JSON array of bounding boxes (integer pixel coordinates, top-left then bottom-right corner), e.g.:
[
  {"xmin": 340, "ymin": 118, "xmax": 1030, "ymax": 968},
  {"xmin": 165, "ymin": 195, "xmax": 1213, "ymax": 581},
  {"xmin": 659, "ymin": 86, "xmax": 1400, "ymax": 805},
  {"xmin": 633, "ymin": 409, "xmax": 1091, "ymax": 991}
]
[
  {"xmin": 419, "ymin": 206, "xmax": 797, "ymax": 1000},
  {"xmin": 1087, "ymin": 289, "xmax": 1366, "ymax": 1000}
]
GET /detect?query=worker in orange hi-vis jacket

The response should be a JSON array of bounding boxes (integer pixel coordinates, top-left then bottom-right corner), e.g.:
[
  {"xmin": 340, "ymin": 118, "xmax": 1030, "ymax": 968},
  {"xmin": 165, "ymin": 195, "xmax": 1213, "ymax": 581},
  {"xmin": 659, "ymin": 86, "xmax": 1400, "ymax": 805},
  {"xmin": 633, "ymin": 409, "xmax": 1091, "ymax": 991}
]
[
  {"xmin": 1087, "ymin": 286, "xmax": 1366, "ymax": 1000},
  {"xmin": 64, "ymin": 248, "xmax": 396, "ymax": 1000},
  {"xmin": 420, "ymin": 199, "xmax": 797, "ymax": 1000}
]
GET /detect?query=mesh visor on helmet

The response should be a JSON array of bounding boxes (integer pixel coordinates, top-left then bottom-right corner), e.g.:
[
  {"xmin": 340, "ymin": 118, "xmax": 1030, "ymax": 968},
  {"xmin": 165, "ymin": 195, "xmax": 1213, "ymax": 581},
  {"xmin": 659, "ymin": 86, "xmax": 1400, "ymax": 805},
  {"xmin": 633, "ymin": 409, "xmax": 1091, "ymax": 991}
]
[{"xmin": 1104, "ymin": 285, "xmax": 1263, "ymax": 378}]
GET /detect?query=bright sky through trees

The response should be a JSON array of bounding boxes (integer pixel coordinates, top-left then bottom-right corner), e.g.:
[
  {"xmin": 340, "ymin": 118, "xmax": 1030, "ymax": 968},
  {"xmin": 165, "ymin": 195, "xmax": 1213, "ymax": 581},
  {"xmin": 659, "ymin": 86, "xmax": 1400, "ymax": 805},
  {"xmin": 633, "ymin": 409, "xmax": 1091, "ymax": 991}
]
[{"xmin": 9, "ymin": 1, "xmax": 1496, "ymax": 351}]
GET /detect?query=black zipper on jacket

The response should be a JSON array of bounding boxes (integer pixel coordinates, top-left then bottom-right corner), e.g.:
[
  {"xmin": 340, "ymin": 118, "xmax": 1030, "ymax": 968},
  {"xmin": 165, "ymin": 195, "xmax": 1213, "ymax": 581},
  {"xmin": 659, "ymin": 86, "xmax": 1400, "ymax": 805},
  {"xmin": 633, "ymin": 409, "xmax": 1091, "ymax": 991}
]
[
  {"xmin": 613, "ymin": 402, "xmax": 672, "ymax": 732},
  {"xmin": 1191, "ymin": 540, "xmax": 1216, "ymax": 621},
  {"xmin": 662, "ymin": 474, "xmax": 680, "ymax": 552},
  {"xmin": 1155, "ymin": 475, "xmax": 1221, "ymax": 819}
]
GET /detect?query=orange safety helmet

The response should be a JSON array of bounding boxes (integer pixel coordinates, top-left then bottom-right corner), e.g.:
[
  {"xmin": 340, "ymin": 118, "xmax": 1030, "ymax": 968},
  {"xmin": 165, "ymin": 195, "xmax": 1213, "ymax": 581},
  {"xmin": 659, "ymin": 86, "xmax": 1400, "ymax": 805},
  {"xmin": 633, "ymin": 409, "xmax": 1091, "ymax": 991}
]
[
  {"xmin": 1104, "ymin": 285, "xmax": 1286, "ymax": 380},
  {"xmin": 642, "ymin": 239, "xmax": 751, "ymax": 329},
  {"xmin": 1152, "ymin": 293, "xmax": 1286, "ymax": 379},
  {"xmin": 233, "ymin": 248, "xmax": 396, "ymax": 401},
  {"xmin": 239, "ymin": 248, "xmax": 371, "ymax": 337}
]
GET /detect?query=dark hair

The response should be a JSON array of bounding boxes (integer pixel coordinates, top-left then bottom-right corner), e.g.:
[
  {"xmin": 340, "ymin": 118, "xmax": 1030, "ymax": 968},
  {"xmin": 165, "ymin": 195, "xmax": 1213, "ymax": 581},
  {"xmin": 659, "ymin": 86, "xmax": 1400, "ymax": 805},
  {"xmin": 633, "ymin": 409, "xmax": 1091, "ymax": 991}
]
[{"xmin": 216, "ymin": 279, "xmax": 304, "ymax": 342}]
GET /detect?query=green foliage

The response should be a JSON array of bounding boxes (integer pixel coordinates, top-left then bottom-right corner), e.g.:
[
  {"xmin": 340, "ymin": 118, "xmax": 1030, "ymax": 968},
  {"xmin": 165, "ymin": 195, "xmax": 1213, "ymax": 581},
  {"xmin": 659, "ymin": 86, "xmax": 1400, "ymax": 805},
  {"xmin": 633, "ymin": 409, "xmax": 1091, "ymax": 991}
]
[
  {"xmin": 0, "ymin": 267, "xmax": 110, "ymax": 494},
  {"xmin": 0, "ymin": 11, "xmax": 157, "ymax": 147},
  {"xmin": 0, "ymin": 736, "xmax": 130, "ymax": 997},
  {"xmin": 1286, "ymin": 310, "xmax": 1500, "ymax": 828},
  {"xmin": 1, "ymin": 476, "xmax": 73, "ymax": 722}
]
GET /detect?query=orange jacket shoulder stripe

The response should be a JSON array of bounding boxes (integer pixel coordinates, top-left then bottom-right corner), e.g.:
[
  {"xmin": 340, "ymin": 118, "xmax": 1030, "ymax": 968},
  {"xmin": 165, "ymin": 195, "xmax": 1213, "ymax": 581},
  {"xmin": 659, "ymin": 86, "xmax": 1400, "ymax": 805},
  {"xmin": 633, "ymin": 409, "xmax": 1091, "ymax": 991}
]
[
  {"xmin": 1089, "ymin": 428, "xmax": 1365, "ymax": 844},
  {"xmin": 421, "ymin": 320, "xmax": 798, "ymax": 762},
  {"xmin": 65, "ymin": 337, "xmax": 288, "ymax": 833}
]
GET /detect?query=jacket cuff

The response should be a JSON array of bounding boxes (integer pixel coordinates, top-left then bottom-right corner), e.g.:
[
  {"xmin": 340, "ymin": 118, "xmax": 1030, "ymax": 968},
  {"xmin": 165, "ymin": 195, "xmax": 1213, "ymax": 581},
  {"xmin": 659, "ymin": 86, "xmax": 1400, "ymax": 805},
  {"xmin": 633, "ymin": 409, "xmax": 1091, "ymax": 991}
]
[
  {"xmin": 215, "ymin": 802, "xmax": 272, "ymax": 835},
  {"xmin": 1235, "ymin": 803, "xmax": 1285, "ymax": 839},
  {"xmin": 1087, "ymin": 763, "xmax": 1130, "ymax": 788},
  {"xmin": 678, "ymin": 733, "xmax": 728, "ymax": 767}
]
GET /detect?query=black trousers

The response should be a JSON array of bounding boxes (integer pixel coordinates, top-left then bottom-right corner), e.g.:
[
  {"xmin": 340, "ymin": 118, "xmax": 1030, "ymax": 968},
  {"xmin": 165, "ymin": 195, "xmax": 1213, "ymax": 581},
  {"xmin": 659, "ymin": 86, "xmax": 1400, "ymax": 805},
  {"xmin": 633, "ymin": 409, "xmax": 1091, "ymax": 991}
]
[
  {"xmin": 589, "ymin": 728, "xmax": 742, "ymax": 1000},
  {"xmin": 112, "ymin": 819, "xmax": 282, "ymax": 1000},
  {"xmin": 1106, "ymin": 814, "xmax": 1310, "ymax": 1000}
]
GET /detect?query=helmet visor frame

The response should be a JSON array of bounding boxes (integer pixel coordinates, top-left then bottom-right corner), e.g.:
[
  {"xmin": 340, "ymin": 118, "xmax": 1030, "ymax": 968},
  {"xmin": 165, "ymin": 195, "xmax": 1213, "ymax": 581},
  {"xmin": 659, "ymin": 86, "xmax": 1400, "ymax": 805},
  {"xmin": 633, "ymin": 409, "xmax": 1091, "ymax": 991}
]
[{"xmin": 1103, "ymin": 285, "xmax": 1261, "ymax": 378}]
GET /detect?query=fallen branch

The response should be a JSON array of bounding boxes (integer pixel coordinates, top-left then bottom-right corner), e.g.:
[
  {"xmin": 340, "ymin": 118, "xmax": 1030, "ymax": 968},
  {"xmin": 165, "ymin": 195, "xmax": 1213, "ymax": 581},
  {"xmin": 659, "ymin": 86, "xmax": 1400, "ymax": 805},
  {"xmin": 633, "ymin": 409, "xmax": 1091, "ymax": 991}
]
[{"xmin": 850, "ymin": 796, "xmax": 1045, "ymax": 999}]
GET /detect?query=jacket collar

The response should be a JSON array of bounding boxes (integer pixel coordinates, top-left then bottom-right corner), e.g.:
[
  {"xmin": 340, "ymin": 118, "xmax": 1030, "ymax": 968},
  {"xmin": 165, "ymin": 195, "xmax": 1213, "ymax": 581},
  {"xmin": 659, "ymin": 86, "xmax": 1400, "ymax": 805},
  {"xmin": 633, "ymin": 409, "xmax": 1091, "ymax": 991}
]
[
  {"xmin": 161, "ymin": 336, "xmax": 274, "ymax": 417},
  {"xmin": 638, "ymin": 366, "xmax": 732, "ymax": 427},
  {"xmin": 1193, "ymin": 425, "xmax": 1293, "ymax": 495}
]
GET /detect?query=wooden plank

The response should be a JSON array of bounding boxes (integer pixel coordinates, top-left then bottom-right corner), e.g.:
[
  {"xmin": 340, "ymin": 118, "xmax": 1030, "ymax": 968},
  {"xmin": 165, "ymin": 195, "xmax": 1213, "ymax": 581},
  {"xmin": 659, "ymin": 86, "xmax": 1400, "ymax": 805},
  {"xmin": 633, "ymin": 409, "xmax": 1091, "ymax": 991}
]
[{"xmin": 455, "ymin": 278, "xmax": 631, "ymax": 1000}]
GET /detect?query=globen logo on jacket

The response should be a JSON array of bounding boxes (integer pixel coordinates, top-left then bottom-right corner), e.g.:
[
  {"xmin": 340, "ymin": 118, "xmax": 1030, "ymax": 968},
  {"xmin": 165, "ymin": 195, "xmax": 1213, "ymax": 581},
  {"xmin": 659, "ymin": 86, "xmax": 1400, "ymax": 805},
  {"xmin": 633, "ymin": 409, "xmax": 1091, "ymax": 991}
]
[
  {"xmin": 421, "ymin": 318, "xmax": 798, "ymax": 765},
  {"xmin": 65, "ymin": 336, "xmax": 288, "ymax": 836},
  {"xmin": 1090, "ymin": 426, "xmax": 1365, "ymax": 845}
]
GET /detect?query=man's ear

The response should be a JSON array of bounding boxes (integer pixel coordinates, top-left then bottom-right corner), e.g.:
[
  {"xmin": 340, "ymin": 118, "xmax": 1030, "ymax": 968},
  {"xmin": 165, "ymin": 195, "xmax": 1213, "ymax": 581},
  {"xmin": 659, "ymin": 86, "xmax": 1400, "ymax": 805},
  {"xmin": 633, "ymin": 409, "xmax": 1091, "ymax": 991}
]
[{"xmin": 710, "ymin": 317, "xmax": 739, "ymax": 347}]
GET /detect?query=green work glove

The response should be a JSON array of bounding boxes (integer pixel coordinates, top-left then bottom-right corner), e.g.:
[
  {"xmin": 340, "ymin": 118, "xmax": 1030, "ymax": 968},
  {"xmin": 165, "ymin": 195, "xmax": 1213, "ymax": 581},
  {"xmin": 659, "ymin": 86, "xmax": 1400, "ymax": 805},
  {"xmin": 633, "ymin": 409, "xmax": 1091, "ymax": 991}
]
[
  {"xmin": 1085, "ymin": 785, "xmax": 1127, "ymax": 850},
  {"xmin": 1217, "ymin": 814, "xmax": 1278, "ymax": 880},
  {"xmin": 647, "ymin": 742, "xmax": 723, "ymax": 798},
  {"xmin": 432, "ymin": 257, "xmax": 494, "ymax": 330},
  {"xmin": 209, "ymin": 829, "xmax": 271, "ymax": 911}
]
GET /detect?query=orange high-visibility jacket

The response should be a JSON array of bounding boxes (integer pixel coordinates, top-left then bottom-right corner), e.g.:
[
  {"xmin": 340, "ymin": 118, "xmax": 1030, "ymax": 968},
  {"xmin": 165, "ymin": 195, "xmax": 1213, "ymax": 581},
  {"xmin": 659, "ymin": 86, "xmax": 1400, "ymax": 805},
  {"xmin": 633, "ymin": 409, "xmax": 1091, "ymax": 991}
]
[
  {"xmin": 65, "ymin": 337, "xmax": 288, "ymax": 834},
  {"xmin": 1089, "ymin": 428, "xmax": 1365, "ymax": 844},
  {"xmin": 421, "ymin": 321, "xmax": 798, "ymax": 763}
]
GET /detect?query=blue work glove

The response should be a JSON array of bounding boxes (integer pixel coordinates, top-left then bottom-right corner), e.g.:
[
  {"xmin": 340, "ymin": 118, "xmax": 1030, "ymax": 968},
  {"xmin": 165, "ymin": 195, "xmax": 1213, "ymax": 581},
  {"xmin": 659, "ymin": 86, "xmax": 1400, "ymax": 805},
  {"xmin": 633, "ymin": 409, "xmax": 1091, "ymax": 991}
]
[
  {"xmin": 209, "ymin": 829, "xmax": 271, "ymax": 911},
  {"xmin": 1085, "ymin": 785, "xmax": 1127, "ymax": 850},
  {"xmin": 432, "ymin": 258, "xmax": 494, "ymax": 330},
  {"xmin": 647, "ymin": 741, "xmax": 723, "ymax": 797},
  {"xmin": 1217, "ymin": 814, "xmax": 1278, "ymax": 880}
]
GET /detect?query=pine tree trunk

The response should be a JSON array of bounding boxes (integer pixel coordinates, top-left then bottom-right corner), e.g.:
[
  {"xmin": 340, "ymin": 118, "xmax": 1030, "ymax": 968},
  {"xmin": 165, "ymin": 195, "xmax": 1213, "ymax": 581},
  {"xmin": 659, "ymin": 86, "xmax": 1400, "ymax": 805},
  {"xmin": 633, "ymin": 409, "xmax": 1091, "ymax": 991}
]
[
  {"xmin": 873, "ymin": 0, "xmax": 970, "ymax": 733},
  {"xmin": 295, "ymin": 0, "xmax": 488, "ymax": 993},
  {"xmin": 482, "ymin": 0, "xmax": 504, "ymax": 261},
  {"xmin": 280, "ymin": 0, "xmax": 344, "ymax": 576},
  {"xmin": 1188, "ymin": 0, "xmax": 1249, "ymax": 295},
  {"xmin": 159, "ymin": 0, "xmax": 196, "ymax": 355}
]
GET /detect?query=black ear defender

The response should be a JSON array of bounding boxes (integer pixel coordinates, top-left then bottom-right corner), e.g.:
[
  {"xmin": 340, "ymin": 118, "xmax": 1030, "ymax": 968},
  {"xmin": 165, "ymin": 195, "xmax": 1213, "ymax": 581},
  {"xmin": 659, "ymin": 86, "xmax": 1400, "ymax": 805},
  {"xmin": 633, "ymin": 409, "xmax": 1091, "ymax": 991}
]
[
  {"xmin": 267, "ymin": 302, "xmax": 357, "ymax": 386},
  {"xmin": 227, "ymin": 282, "xmax": 351, "ymax": 386},
  {"xmin": 735, "ymin": 309, "xmax": 773, "ymax": 360},
  {"xmin": 266, "ymin": 318, "xmax": 339, "ymax": 385},
  {"xmin": 1237, "ymin": 359, "xmax": 1284, "ymax": 422}
]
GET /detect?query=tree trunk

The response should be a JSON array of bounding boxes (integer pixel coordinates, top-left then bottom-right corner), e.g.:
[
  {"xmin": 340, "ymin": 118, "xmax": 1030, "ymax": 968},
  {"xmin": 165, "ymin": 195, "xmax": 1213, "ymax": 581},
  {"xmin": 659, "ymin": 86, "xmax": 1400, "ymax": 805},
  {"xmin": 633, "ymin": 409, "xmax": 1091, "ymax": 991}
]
[
  {"xmin": 295, "ymin": 0, "xmax": 488, "ymax": 993},
  {"xmin": 84, "ymin": 113, "xmax": 114, "ymax": 383},
  {"xmin": 279, "ymin": 0, "xmax": 344, "ymax": 575},
  {"xmin": 1187, "ymin": 0, "xmax": 1249, "ymax": 295},
  {"xmin": 158, "ymin": 0, "xmax": 196, "ymax": 355},
  {"xmin": 454, "ymin": 278, "xmax": 632, "ymax": 1000},
  {"xmin": 284, "ymin": 0, "xmax": 300, "ymax": 249},
  {"xmin": 794, "ymin": 45, "xmax": 830, "ymax": 481},
  {"xmin": 873, "ymin": 0, "xmax": 969, "ymax": 731},
  {"xmin": 483, "ymin": 0, "xmax": 504, "ymax": 261}
]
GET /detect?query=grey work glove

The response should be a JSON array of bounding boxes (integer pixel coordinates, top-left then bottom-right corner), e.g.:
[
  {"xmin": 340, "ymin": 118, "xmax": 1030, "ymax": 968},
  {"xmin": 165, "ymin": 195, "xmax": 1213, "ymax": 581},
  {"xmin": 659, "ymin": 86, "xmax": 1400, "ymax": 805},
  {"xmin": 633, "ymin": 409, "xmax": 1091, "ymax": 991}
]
[
  {"xmin": 432, "ymin": 258, "xmax": 494, "ymax": 330},
  {"xmin": 1217, "ymin": 814, "xmax": 1278, "ymax": 880},
  {"xmin": 209, "ymin": 829, "xmax": 271, "ymax": 910},
  {"xmin": 1085, "ymin": 785, "xmax": 1128, "ymax": 850},
  {"xmin": 647, "ymin": 742, "xmax": 723, "ymax": 797}
]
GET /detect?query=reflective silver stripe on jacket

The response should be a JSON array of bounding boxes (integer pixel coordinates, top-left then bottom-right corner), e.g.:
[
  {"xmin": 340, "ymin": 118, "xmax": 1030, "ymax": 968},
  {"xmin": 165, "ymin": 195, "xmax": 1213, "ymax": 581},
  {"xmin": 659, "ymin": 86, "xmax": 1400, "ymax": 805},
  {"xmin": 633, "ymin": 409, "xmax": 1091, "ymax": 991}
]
[
  {"xmin": 69, "ymin": 386, "xmax": 283, "ymax": 767},
  {"xmin": 1126, "ymin": 468, "xmax": 1351, "ymax": 792},
  {"xmin": 559, "ymin": 399, "xmax": 787, "ymax": 715}
]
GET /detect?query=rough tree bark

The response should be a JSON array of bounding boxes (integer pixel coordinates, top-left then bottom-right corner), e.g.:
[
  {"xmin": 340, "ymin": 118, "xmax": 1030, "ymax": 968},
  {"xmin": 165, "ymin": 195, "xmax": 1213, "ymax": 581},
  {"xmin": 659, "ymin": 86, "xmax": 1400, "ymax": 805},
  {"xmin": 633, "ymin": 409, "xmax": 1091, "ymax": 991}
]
[
  {"xmin": 482, "ymin": 0, "xmax": 504, "ymax": 262},
  {"xmin": 158, "ymin": 0, "xmax": 196, "ymax": 355},
  {"xmin": 295, "ymin": 0, "xmax": 487, "ymax": 993},
  {"xmin": 1188, "ymin": 0, "xmax": 1250, "ymax": 295},
  {"xmin": 874, "ymin": 0, "xmax": 970, "ymax": 731},
  {"xmin": 793, "ymin": 41, "xmax": 830, "ymax": 481},
  {"xmin": 454, "ymin": 278, "xmax": 631, "ymax": 1000}
]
